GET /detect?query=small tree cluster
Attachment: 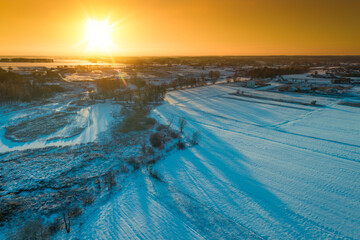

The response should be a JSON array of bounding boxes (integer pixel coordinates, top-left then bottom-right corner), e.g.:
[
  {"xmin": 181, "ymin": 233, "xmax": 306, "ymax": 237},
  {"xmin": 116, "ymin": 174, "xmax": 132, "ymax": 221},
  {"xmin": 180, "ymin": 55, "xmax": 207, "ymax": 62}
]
[
  {"xmin": 150, "ymin": 132, "xmax": 163, "ymax": 148},
  {"xmin": 246, "ymin": 66, "xmax": 309, "ymax": 79},
  {"xmin": 168, "ymin": 76, "xmax": 206, "ymax": 90},
  {"xmin": 208, "ymin": 70, "xmax": 221, "ymax": 84},
  {"xmin": 120, "ymin": 107, "xmax": 157, "ymax": 133},
  {"xmin": 136, "ymin": 84, "xmax": 167, "ymax": 104},
  {"xmin": 0, "ymin": 68, "xmax": 64, "ymax": 103},
  {"xmin": 95, "ymin": 78, "xmax": 125, "ymax": 97}
]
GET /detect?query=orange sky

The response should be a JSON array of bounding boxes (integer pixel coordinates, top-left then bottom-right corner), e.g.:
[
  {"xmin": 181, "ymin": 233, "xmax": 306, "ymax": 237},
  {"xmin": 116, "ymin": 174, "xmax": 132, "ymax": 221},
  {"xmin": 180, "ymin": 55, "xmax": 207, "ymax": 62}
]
[{"xmin": 0, "ymin": 0, "xmax": 359, "ymax": 56}]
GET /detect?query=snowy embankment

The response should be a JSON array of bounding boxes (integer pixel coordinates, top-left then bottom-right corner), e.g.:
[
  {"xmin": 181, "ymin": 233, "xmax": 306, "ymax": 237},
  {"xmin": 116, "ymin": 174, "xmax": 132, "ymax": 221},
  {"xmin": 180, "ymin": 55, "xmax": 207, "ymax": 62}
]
[
  {"xmin": 0, "ymin": 101, "xmax": 121, "ymax": 153},
  {"xmin": 57, "ymin": 85, "xmax": 360, "ymax": 239}
]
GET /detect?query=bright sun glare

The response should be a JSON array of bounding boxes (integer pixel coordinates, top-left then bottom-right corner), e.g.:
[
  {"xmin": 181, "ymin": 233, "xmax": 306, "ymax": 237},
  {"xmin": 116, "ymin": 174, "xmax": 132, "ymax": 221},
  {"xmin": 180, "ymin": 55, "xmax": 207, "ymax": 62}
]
[{"xmin": 85, "ymin": 19, "xmax": 114, "ymax": 53}]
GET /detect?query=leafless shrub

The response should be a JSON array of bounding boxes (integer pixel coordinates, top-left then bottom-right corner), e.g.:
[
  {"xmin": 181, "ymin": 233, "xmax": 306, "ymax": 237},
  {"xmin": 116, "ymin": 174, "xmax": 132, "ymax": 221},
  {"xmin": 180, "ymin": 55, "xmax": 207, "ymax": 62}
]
[
  {"xmin": 119, "ymin": 164, "xmax": 130, "ymax": 173},
  {"xmin": 68, "ymin": 206, "xmax": 83, "ymax": 218},
  {"xmin": 159, "ymin": 143, "xmax": 165, "ymax": 151},
  {"xmin": 48, "ymin": 217, "xmax": 62, "ymax": 236},
  {"xmin": 104, "ymin": 170, "xmax": 116, "ymax": 190},
  {"xmin": 126, "ymin": 157, "xmax": 141, "ymax": 170},
  {"xmin": 94, "ymin": 177, "xmax": 102, "ymax": 192},
  {"xmin": 166, "ymin": 115, "xmax": 174, "ymax": 132},
  {"xmin": 126, "ymin": 157, "xmax": 136, "ymax": 165},
  {"xmin": 311, "ymin": 100, "xmax": 317, "ymax": 105},
  {"xmin": 15, "ymin": 217, "xmax": 48, "ymax": 240},
  {"xmin": 150, "ymin": 132, "xmax": 163, "ymax": 148},
  {"xmin": 146, "ymin": 146, "xmax": 155, "ymax": 155},
  {"xmin": 81, "ymin": 194, "xmax": 96, "ymax": 206},
  {"xmin": 156, "ymin": 124, "xmax": 167, "ymax": 131},
  {"xmin": 61, "ymin": 205, "xmax": 82, "ymax": 234},
  {"xmin": 190, "ymin": 131, "xmax": 200, "ymax": 146},
  {"xmin": 140, "ymin": 138, "xmax": 147, "ymax": 154},
  {"xmin": 120, "ymin": 108, "xmax": 156, "ymax": 133},
  {"xmin": 168, "ymin": 129, "xmax": 179, "ymax": 139},
  {"xmin": 177, "ymin": 141, "xmax": 186, "ymax": 150},
  {"xmin": 140, "ymin": 144, "xmax": 156, "ymax": 157},
  {"xmin": 149, "ymin": 169, "xmax": 164, "ymax": 182},
  {"xmin": 0, "ymin": 200, "xmax": 21, "ymax": 223}
]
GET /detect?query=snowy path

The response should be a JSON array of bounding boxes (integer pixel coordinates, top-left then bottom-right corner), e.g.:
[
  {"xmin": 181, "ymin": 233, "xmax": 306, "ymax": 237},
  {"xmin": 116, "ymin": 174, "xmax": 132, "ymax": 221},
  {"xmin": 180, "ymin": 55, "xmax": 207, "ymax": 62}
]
[{"xmin": 58, "ymin": 85, "xmax": 360, "ymax": 239}]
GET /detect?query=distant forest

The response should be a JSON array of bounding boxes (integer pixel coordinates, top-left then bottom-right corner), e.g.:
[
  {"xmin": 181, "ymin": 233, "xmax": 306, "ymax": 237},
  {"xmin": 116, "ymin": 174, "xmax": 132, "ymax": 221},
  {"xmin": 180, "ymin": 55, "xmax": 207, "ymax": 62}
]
[
  {"xmin": 0, "ymin": 68, "xmax": 63, "ymax": 103},
  {"xmin": 0, "ymin": 58, "xmax": 53, "ymax": 62},
  {"xmin": 87, "ymin": 56, "xmax": 360, "ymax": 66}
]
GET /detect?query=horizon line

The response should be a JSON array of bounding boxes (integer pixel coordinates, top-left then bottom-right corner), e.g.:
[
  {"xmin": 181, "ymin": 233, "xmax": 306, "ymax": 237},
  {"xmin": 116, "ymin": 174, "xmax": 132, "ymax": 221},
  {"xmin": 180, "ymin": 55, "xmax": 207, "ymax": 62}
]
[{"xmin": 1, "ymin": 54, "xmax": 360, "ymax": 58}]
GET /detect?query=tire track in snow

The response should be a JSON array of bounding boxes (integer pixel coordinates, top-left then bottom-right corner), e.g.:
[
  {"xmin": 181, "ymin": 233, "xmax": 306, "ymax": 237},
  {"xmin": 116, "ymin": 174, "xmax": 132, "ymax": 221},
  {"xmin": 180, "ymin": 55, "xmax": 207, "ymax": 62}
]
[
  {"xmin": 165, "ymin": 89, "xmax": 359, "ymax": 149},
  {"xmin": 152, "ymin": 117, "xmax": 349, "ymax": 239},
  {"xmin": 144, "ymin": 175, "xmax": 265, "ymax": 240},
  {"xmin": 153, "ymin": 87, "xmax": 359, "ymax": 238},
  {"xmin": 271, "ymin": 101, "xmax": 339, "ymax": 128},
  {"xmin": 218, "ymin": 95, "xmax": 312, "ymax": 111},
  {"xmin": 155, "ymin": 106, "xmax": 359, "ymax": 163}
]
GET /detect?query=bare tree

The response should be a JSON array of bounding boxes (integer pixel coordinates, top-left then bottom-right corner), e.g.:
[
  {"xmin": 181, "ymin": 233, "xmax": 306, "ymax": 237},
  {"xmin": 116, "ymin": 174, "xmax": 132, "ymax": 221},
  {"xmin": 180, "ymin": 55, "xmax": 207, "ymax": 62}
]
[
  {"xmin": 201, "ymin": 73, "xmax": 206, "ymax": 84},
  {"xmin": 178, "ymin": 117, "xmax": 187, "ymax": 134},
  {"xmin": 63, "ymin": 213, "xmax": 71, "ymax": 233},
  {"xmin": 166, "ymin": 115, "xmax": 174, "ymax": 133},
  {"xmin": 140, "ymin": 137, "xmax": 147, "ymax": 155},
  {"xmin": 209, "ymin": 70, "xmax": 220, "ymax": 84},
  {"xmin": 104, "ymin": 170, "xmax": 116, "ymax": 190}
]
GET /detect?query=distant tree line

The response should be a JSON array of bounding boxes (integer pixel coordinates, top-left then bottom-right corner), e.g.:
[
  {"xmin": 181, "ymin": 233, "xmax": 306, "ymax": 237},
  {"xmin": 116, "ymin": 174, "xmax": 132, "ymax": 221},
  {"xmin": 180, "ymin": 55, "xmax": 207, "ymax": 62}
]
[
  {"xmin": 168, "ymin": 71, "xmax": 221, "ymax": 89},
  {"xmin": 0, "ymin": 68, "xmax": 64, "ymax": 103},
  {"xmin": 86, "ymin": 56, "xmax": 360, "ymax": 67},
  {"xmin": 95, "ymin": 77, "xmax": 166, "ymax": 104},
  {"xmin": 245, "ymin": 66, "xmax": 309, "ymax": 79},
  {"xmin": 95, "ymin": 70, "xmax": 221, "ymax": 104}
]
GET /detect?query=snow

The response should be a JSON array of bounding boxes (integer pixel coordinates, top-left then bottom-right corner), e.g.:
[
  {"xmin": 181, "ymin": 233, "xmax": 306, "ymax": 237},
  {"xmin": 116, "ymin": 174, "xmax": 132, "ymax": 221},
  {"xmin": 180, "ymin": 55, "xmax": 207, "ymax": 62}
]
[
  {"xmin": 62, "ymin": 72, "xmax": 120, "ymax": 82},
  {"xmin": 152, "ymin": 85, "xmax": 360, "ymax": 238},
  {"xmin": 57, "ymin": 84, "xmax": 360, "ymax": 239},
  {"xmin": 282, "ymin": 74, "xmax": 332, "ymax": 84},
  {"xmin": 0, "ymin": 102, "xmax": 121, "ymax": 153},
  {"xmin": 55, "ymin": 174, "xmax": 206, "ymax": 240}
]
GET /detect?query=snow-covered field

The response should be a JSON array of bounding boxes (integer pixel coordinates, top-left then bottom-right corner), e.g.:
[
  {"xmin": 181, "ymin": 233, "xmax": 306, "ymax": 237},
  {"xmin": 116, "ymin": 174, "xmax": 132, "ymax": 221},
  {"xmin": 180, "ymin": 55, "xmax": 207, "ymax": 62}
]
[
  {"xmin": 56, "ymin": 84, "xmax": 360, "ymax": 239},
  {"xmin": 0, "ymin": 89, "xmax": 136, "ymax": 239},
  {"xmin": 0, "ymin": 99, "xmax": 121, "ymax": 153},
  {"xmin": 282, "ymin": 74, "xmax": 332, "ymax": 84}
]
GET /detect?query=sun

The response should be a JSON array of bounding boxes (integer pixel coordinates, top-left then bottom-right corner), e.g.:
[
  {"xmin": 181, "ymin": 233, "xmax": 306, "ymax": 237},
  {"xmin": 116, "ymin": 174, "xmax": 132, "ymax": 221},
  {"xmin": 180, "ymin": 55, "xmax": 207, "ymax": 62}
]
[{"xmin": 85, "ymin": 19, "xmax": 114, "ymax": 53}]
